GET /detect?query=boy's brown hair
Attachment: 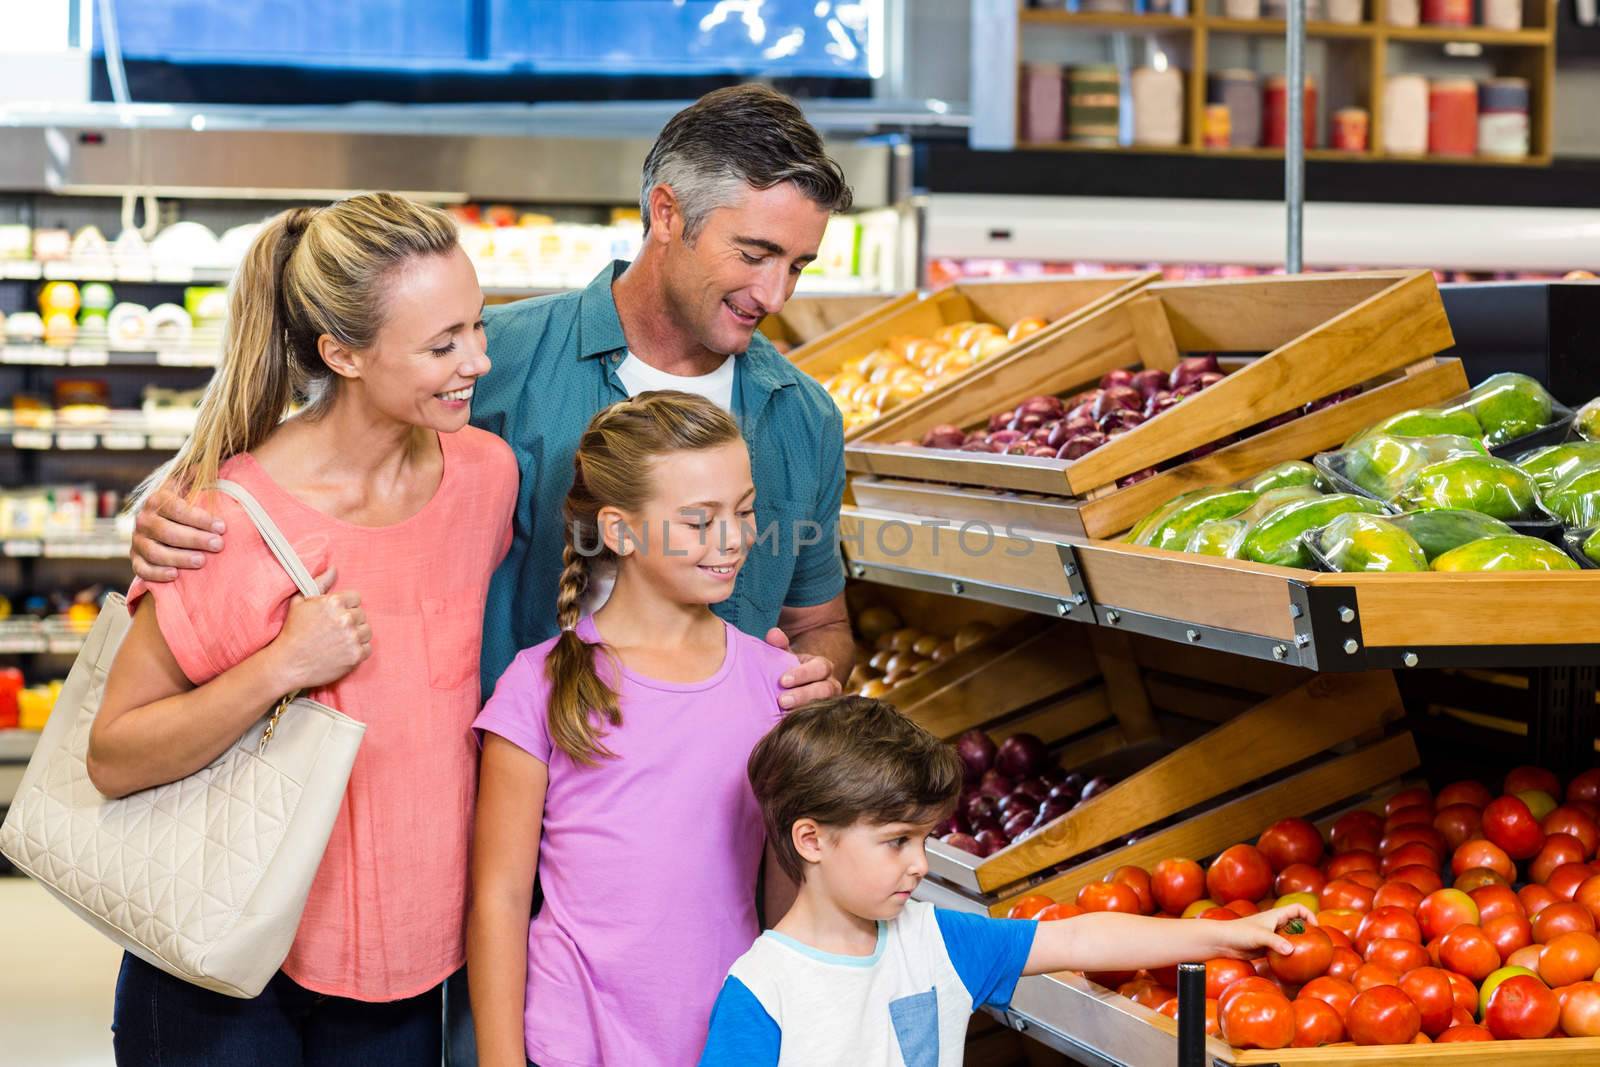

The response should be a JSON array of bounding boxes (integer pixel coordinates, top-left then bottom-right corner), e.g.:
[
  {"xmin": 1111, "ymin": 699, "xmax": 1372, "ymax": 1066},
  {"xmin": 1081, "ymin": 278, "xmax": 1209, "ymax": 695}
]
[{"xmin": 748, "ymin": 696, "xmax": 963, "ymax": 883}]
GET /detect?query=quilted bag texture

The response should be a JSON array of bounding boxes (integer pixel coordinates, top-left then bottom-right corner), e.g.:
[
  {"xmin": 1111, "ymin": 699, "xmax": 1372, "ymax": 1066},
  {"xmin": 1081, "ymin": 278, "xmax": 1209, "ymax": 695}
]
[{"xmin": 0, "ymin": 482, "xmax": 365, "ymax": 997}]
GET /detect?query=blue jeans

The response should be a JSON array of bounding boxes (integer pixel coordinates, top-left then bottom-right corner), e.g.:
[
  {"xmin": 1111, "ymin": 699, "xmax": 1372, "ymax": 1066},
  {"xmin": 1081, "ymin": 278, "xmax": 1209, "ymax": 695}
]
[{"xmin": 111, "ymin": 952, "xmax": 443, "ymax": 1067}]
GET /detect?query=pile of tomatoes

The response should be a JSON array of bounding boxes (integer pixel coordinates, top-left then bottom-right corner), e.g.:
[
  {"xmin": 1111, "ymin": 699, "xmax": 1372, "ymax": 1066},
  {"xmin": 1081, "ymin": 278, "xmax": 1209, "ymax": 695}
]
[{"xmin": 1005, "ymin": 765, "xmax": 1600, "ymax": 1049}]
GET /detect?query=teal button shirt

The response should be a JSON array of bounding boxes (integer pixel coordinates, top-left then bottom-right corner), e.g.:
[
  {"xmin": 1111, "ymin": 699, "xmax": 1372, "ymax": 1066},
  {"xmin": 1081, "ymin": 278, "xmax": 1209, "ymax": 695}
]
[{"xmin": 472, "ymin": 261, "xmax": 848, "ymax": 695}]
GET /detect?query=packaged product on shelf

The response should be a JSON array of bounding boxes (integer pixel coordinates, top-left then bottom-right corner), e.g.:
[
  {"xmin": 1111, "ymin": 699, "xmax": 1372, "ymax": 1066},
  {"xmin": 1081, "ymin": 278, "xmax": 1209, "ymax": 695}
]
[
  {"xmin": 149, "ymin": 221, "xmax": 225, "ymax": 270},
  {"xmin": 53, "ymin": 379, "xmax": 111, "ymax": 424},
  {"xmin": 148, "ymin": 303, "xmax": 195, "ymax": 346},
  {"xmin": 141, "ymin": 385, "xmax": 205, "ymax": 433},
  {"xmin": 110, "ymin": 227, "xmax": 150, "ymax": 268},
  {"xmin": 1385, "ymin": 507, "xmax": 1515, "ymax": 561},
  {"xmin": 4, "ymin": 311, "xmax": 45, "ymax": 344},
  {"xmin": 1130, "ymin": 66, "xmax": 1184, "ymax": 148},
  {"xmin": 1315, "ymin": 432, "xmax": 1488, "ymax": 501},
  {"xmin": 1562, "ymin": 525, "xmax": 1600, "ymax": 567},
  {"xmin": 69, "ymin": 226, "xmax": 110, "ymax": 261},
  {"xmin": 1479, "ymin": 78, "xmax": 1531, "ymax": 160},
  {"xmin": 1345, "ymin": 404, "xmax": 1483, "ymax": 446},
  {"xmin": 1576, "ymin": 396, "xmax": 1600, "ymax": 441},
  {"xmin": 1208, "ymin": 70, "xmax": 1261, "ymax": 149},
  {"xmin": 1302, "ymin": 512, "xmax": 1428, "ymax": 572},
  {"xmin": 1454, "ymin": 371, "xmax": 1567, "ymax": 448},
  {"xmin": 1383, "ymin": 74, "xmax": 1429, "ymax": 155},
  {"xmin": 0, "ymin": 667, "xmax": 21, "ymax": 730},
  {"xmin": 1431, "ymin": 533, "xmax": 1579, "ymax": 572},
  {"xmin": 78, "ymin": 282, "xmax": 115, "ymax": 339},
  {"xmin": 17, "ymin": 680, "xmax": 62, "ymax": 732},
  {"xmin": 1542, "ymin": 460, "xmax": 1600, "ymax": 527},
  {"xmin": 1129, "ymin": 486, "xmax": 1260, "ymax": 552},
  {"xmin": 1237, "ymin": 493, "xmax": 1387, "ymax": 568},
  {"xmin": 107, "ymin": 303, "xmax": 152, "ymax": 348},
  {"xmin": 184, "ymin": 286, "xmax": 230, "ymax": 329},
  {"xmin": 1242, "ymin": 459, "xmax": 1323, "ymax": 494},
  {"xmin": 1392, "ymin": 452, "xmax": 1542, "ymax": 521},
  {"xmin": 31, "ymin": 228, "xmax": 69, "ymax": 262},
  {"xmin": 0, "ymin": 224, "xmax": 30, "ymax": 261},
  {"xmin": 1512, "ymin": 441, "xmax": 1600, "ymax": 493}
]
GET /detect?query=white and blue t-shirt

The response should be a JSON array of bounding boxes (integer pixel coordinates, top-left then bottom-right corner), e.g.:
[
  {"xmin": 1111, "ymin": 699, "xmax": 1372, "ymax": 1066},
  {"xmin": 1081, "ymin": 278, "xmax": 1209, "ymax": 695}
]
[{"xmin": 697, "ymin": 900, "xmax": 1038, "ymax": 1067}]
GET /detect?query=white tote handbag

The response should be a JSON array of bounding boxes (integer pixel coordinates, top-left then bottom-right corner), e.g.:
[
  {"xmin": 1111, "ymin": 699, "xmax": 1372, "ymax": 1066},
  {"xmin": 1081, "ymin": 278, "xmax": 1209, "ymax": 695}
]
[{"xmin": 0, "ymin": 480, "xmax": 365, "ymax": 998}]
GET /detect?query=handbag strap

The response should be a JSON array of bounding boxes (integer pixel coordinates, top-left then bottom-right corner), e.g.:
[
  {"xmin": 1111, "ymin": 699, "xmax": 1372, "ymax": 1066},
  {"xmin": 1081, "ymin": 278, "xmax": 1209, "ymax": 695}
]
[{"xmin": 213, "ymin": 480, "xmax": 321, "ymax": 599}]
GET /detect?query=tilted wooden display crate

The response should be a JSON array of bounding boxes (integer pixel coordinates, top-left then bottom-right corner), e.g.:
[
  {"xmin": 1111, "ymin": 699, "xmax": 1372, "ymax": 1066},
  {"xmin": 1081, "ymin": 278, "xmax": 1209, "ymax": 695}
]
[
  {"xmin": 758, "ymin": 291, "xmax": 913, "ymax": 360},
  {"xmin": 845, "ymin": 271, "xmax": 1459, "ymax": 532}
]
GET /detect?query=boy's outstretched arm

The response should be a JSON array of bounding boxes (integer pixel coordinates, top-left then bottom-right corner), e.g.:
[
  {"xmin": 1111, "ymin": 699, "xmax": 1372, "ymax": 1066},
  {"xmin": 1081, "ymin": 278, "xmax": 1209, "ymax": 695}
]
[{"xmin": 1023, "ymin": 904, "xmax": 1313, "ymax": 977}]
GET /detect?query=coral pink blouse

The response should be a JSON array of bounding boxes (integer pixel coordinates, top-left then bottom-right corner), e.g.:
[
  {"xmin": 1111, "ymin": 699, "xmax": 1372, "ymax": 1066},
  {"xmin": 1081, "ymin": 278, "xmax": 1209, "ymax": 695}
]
[{"xmin": 129, "ymin": 427, "xmax": 517, "ymax": 1001}]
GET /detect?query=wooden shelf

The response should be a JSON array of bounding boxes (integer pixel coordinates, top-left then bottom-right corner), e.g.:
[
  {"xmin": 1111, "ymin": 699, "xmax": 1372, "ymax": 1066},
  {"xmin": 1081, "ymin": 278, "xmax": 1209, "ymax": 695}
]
[
  {"xmin": 1020, "ymin": 9, "xmax": 1195, "ymax": 31},
  {"xmin": 1016, "ymin": 140, "xmax": 1555, "ymax": 166},
  {"xmin": 1385, "ymin": 23, "xmax": 1553, "ymax": 46},
  {"xmin": 1205, "ymin": 16, "xmax": 1376, "ymax": 38}
]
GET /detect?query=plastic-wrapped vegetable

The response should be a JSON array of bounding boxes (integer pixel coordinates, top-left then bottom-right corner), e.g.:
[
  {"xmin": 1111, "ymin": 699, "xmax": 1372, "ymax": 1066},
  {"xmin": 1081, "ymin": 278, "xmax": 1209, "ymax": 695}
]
[
  {"xmin": 1432, "ymin": 534, "xmax": 1579, "ymax": 573},
  {"xmin": 1452, "ymin": 372, "xmax": 1557, "ymax": 448},
  {"xmin": 1344, "ymin": 406, "xmax": 1482, "ymax": 448},
  {"xmin": 1134, "ymin": 488, "xmax": 1259, "ymax": 552},
  {"xmin": 1235, "ymin": 485, "xmax": 1325, "ymax": 526},
  {"xmin": 1544, "ymin": 461, "xmax": 1600, "ymax": 527},
  {"xmin": 1240, "ymin": 494, "xmax": 1387, "ymax": 569},
  {"xmin": 1186, "ymin": 518, "xmax": 1249, "ymax": 557},
  {"xmin": 1577, "ymin": 397, "xmax": 1600, "ymax": 442},
  {"xmin": 1512, "ymin": 442, "xmax": 1600, "ymax": 493},
  {"xmin": 1584, "ymin": 528, "xmax": 1600, "ymax": 566},
  {"xmin": 1386, "ymin": 509, "xmax": 1515, "ymax": 562},
  {"xmin": 1243, "ymin": 460, "xmax": 1323, "ymax": 494},
  {"xmin": 1306, "ymin": 513, "xmax": 1427, "ymax": 572},
  {"xmin": 1322, "ymin": 433, "xmax": 1487, "ymax": 501},
  {"xmin": 1125, "ymin": 488, "xmax": 1209, "ymax": 545},
  {"xmin": 1393, "ymin": 454, "xmax": 1540, "ymax": 520}
]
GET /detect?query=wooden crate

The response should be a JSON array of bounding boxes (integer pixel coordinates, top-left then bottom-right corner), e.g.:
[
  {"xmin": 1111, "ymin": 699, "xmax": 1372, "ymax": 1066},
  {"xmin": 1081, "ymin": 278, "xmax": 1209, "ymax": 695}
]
[
  {"xmin": 799, "ymin": 274, "xmax": 1157, "ymax": 442},
  {"xmin": 847, "ymin": 271, "xmax": 1457, "ymax": 501},
  {"xmin": 758, "ymin": 291, "xmax": 914, "ymax": 359}
]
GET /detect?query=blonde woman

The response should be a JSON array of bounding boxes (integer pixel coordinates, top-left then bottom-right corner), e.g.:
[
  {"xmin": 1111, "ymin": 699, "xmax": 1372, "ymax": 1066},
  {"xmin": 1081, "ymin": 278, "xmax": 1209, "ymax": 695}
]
[{"xmin": 89, "ymin": 193, "xmax": 517, "ymax": 1066}]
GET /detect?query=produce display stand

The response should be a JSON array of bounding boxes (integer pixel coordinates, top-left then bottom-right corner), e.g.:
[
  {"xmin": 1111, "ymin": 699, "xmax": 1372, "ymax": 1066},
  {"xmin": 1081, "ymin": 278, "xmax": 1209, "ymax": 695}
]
[
  {"xmin": 758, "ymin": 291, "xmax": 913, "ymax": 359},
  {"xmin": 793, "ymin": 272, "xmax": 1159, "ymax": 441}
]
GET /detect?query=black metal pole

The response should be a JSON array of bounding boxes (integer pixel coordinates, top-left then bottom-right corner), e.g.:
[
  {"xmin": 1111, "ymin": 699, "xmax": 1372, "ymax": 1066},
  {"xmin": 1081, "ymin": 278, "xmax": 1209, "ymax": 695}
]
[{"xmin": 1177, "ymin": 961, "xmax": 1206, "ymax": 1067}]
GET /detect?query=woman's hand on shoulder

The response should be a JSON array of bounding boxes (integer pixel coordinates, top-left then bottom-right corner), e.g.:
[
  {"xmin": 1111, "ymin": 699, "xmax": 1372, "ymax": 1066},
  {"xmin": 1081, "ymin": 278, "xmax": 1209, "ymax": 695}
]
[{"xmin": 266, "ymin": 567, "xmax": 373, "ymax": 691}]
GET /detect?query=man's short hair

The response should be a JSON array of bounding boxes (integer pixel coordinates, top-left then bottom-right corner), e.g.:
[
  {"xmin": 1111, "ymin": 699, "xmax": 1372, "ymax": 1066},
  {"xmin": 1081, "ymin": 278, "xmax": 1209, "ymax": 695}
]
[
  {"xmin": 639, "ymin": 84, "xmax": 854, "ymax": 241},
  {"xmin": 748, "ymin": 696, "xmax": 963, "ymax": 884}
]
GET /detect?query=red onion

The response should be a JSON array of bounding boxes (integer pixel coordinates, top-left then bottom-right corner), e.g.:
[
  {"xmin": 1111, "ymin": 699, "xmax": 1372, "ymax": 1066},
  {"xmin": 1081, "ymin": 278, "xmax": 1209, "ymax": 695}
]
[
  {"xmin": 932, "ymin": 816, "xmax": 959, "ymax": 838},
  {"xmin": 1079, "ymin": 775, "xmax": 1116, "ymax": 801},
  {"xmin": 977, "ymin": 769, "xmax": 1015, "ymax": 799},
  {"xmin": 1026, "ymin": 445, "xmax": 1058, "ymax": 458},
  {"xmin": 996, "ymin": 733, "xmax": 1051, "ymax": 779},
  {"xmin": 1100, "ymin": 368, "xmax": 1136, "ymax": 390},
  {"xmin": 1034, "ymin": 795, "xmax": 1076, "ymax": 826},
  {"xmin": 1118, "ymin": 468, "xmax": 1159, "ymax": 487},
  {"xmin": 961, "ymin": 441, "xmax": 999, "ymax": 453},
  {"xmin": 969, "ymin": 814, "xmax": 1004, "ymax": 837},
  {"xmin": 1168, "ymin": 355, "xmax": 1219, "ymax": 390},
  {"xmin": 920, "ymin": 424, "xmax": 967, "ymax": 449},
  {"xmin": 973, "ymin": 829, "xmax": 1007, "ymax": 857},
  {"xmin": 1098, "ymin": 409, "xmax": 1146, "ymax": 434},
  {"xmin": 964, "ymin": 793, "xmax": 999, "ymax": 824},
  {"xmin": 954, "ymin": 729, "xmax": 997, "ymax": 780},
  {"xmin": 1003, "ymin": 811, "xmax": 1037, "ymax": 841},
  {"xmin": 1067, "ymin": 401, "xmax": 1097, "ymax": 423},
  {"xmin": 1093, "ymin": 386, "xmax": 1142, "ymax": 420},
  {"xmin": 1196, "ymin": 371, "xmax": 1226, "ymax": 389},
  {"xmin": 1019, "ymin": 395, "xmax": 1065, "ymax": 418},
  {"xmin": 1057, "ymin": 432, "xmax": 1107, "ymax": 460},
  {"xmin": 988, "ymin": 411, "xmax": 1012, "ymax": 432},
  {"xmin": 1008, "ymin": 411, "xmax": 1046, "ymax": 433},
  {"xmin": 1132, "ymin": 368, "xmax": 1169, "ymax": 397},
  {"xmin": 1054, "ymin": 772, "xmax": 1086, "ymax": 798},
  {"xmin": 986, "ymin": 430, "xmax": 1024, "ymax": 449},
  {"xmin": 1014, "ymin": 777, "xmax": 1051, "ymax": 803},
  {"xmin": 943, "ymin": 831, "xmax": 982, "ymax": 856}
]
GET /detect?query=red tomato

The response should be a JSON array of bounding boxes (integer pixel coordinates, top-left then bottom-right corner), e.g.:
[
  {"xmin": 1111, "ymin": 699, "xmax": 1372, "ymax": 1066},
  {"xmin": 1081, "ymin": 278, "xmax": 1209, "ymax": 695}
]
[
  {"xmin": 1331, "ymin": 810, "xmax": 1384, "ymax": 850},
  {"xmin": 1521, "ymin": 883, "xmax": 1559, "ymax": 917},
  {"xmin": 1199, "ymin": 906, "xmax": 1239, "ymax": 922},
  {"xmin": 1225, "ymin": 898, "xmax": 1259, "ymax": 917},
  {"xmin": 1157, "ymin": 996, "xmax": 1222, "ymax": 1036},
  {"xmin": 1106, "ymin": 865, "xmax": 1155, "ymax": 914},
  {"xmin": 1326, "ymin": 947, "xmax": 1363, "ymax": 982},
  {"xmin": 1386, "ymin": 787, "xmax": 1435, "ymax": 817},
  {"xmin": 1399, "ymin": 966, "xmax": 1457, "ymax": 1036},
  {"xmin": 1531, "ymin": 834, "xmax": 1589, "ymax": 885},
  {"xmin": 1419, "ymin": 888, "xmax": 1481, "ymax": 942},
  {"xmin": 1347, "ymin": 870, "xmax": 1384, "ymax": 892},
  {"xmin": 1452, "ymin": 839, "xmax": 1517, "ymax": 882},
  {"xmin": 1321, "ymin": 879, "xmax": 1376, "ymax": 915},
  {"xmin": 1505, "ymin": 766, "xmax": 1562, "ymax": 799},
  {"xmin": 1346, "ymin": 984, "xmax": 1423, "ymax": 1045},
  {"xmin": 1439, "ymin": 925, "xmax": 1501, "ymax": 983},
  {"xmin": 1387, "ymin": 864, "xmax": 1445, "ymax": 896},
  {"xmin": 1319, "ymin": 910, "xmax": 1364, "ymax": 941},
  {"xmin": 1151, "ymin": 857, "xmax": 1206, "ymax": 915},
  {"xmin": 1291, "ymin": 996, "xmax": 1346, "ymax": 1047},
  {"xmin": 1454, "ymin": 867, "xmax": 1511, "ymax": 893},
  {"xmin": 1298, "ymin": 975, "xmax": 1357, "ymax": 1019},
  {"xmin": 1544, "ymin": 806, "xmax": 1600, "ymax": 859},
  {"xmin": 1438, "ymin": 780, "xmax": 1494, "ymax": 810},
  {"xmin": 1385, "ymin": 806, "xmax": 1435, "ymax": 834},
  {"xmin": 1549, "ymin": 863, "xmax": 1598, "ymax": 902},
  {"xmin": 1533, "ymin": 900, "xmax": 1598, "ymax": 944},
  {"xmin": 1578, "ymin": 875, "xmax": 1600, "ymax": 925},
  {"xmin": 1035, "ymin": 903, "xmax": 1085, "ymax": 921},
  {"xmin": 1219, "ymin": 976, "xmax": 1285, "ymax": 1014},
  {"xmin": 1569, "ymin": 769, "xmax": 1600, "ymax": 806},
  {"xmin": 1150, "ymin": 963, "xmax": 1180, "ymax": 988},
  {"xmin": 1005, "ymin": 894, "xmax": 1056, "ymax": 920},
  {"xmin": 1446, "ymin": 970, "xmax": 1478, "ymax": 1015},
  {"xmin": 1436, "ymin": 1023, "xmax": 1495, "ymax": 1042},
  {"xmin": 1321, "ymin": 925, "xmax": 1354, "ymax": 952},
  {"xmin": 1368, "ymin": 939, "xmax": 1430, "ymax": 975},
  {"xmin": 1381, "ymin": 843, "xmax": 1443, "ymax": 878},
  {"xmin": 1373, "ymin": 881, "xmax": 1425, "ymax": 914},
  {"xmin": 1118, "ymin": 977, "xmax": 1174, "ymax": 1010},
  {"xmin": 1483, "ymin": 796, "xmax": 1547, "ymax": 861},
  {"xmin": 1258, "ymin": 818, "xmax": 1325, "ymax": 872},
  {"xmin": 1204, "ymin": 958, "xmax": 1256, "ymax": 1001},
  {"xmin": 1275, "ymin": 863, "xmax": 1326, "ymax": 898},
  {"xmin": 1207, "ymin": 844, "xmax": 1273, "ymax": 905},
  {"xmin": 1381, "ymin": 824, "xmax": 1448, "ymax": 857},
  {"xmin": 1326, "ymin": 850, "xmax": 1380, "ymax": 881},
  {"xmin": 1484, "ymin": 974, "xmax": 1560, "ymax": 1040},
  {"xmin": 1077, "ymin": 881, "xmax": 1142, "ymax": 914},
  {"xmin": 1336, "ymin": 828, "xmax": 1383, "ymax": 857},
  {"xmin": 1426, "ymin": 935, "xmax": 1444, "ymax": 967},
  {"xmin": 1356, "ymin": 907, "xmax": 1424, "ymax": 954},
  {"xmin": 1539, "ymin": 931, "xmax": 1600, "ymax": 987},
  {"xmin": 1086, "ymin": 968, "xmax": 1137, "ymax": 988},
  {"xmin": 1221, "ymin": 989, "xmax": 1295, "ymax": 1051},
  {"xmin": 1483, "ymin": 913, "xmax": 1534, "ymax": 960},
  {"xmin": 1508, "ymin": 944, "xmax": 1545, "ymax": 972},
  {"xmin": 1352, "ymin": 963, "xmax": 1401, "ymax": 992},
  {"xmin": 1270, "ymin": 917, "xmax": 1334, "ymax": 984},
  {"xmin": 1433, "ymin": 804, "xmax": 1485, "ymax": 851},
  {"xmin": 1559, "ymin": 979, "xmax": 1600, "ymax": 1037},
  {"xmin": 1470, "ymin": 884, "xmax": 1526, "ymax": 925}
]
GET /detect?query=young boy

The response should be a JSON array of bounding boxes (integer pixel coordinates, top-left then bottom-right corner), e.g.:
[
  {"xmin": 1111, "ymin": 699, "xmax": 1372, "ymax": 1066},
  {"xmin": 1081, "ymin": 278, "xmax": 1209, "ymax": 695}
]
[{"xmin": 698, "ymin": 696, "xmax": 1313, "ymax": 1066}]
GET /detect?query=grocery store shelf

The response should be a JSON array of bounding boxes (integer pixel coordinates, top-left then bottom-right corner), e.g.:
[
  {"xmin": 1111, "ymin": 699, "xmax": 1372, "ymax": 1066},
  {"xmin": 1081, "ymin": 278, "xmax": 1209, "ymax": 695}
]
[
  {"xmin": 1386, "ymin": 22, "xmax": 1553, "ymax": 45},
  {"xmin": 0, "ymin": 416, "xmax": 193, "ymax": 453},
  {"xmin": 0, "ymin": 617, "xmax": 90, "ymax": 656},
  {"xmin": 2, "ymin": 528, "xmax": 131, "ymax": 561},
  {"xmin": 1206, "ymin": 16, "xmax": 1376, "ymax": 37},
  {"xmin": 0, "ymin": 259, "xmax": 234, "ymax": 285},
  {"xmin": 1019, "ymin": 9, "xmax": 1193, "ymax": 31},
  {"xmin": 1, "ymin": 344, "xmax": 218, "ymax": 369},
  {"xmin": 0, "ymin": 729, "xmax": 39, "ymax": 763}
]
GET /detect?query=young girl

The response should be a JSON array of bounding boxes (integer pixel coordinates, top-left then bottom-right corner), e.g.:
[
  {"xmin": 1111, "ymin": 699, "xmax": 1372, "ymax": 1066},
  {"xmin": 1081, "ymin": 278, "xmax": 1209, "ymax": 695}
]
[{"xmin": 468, "ymin": 390, "xmax": 800, "ymax": 1067}]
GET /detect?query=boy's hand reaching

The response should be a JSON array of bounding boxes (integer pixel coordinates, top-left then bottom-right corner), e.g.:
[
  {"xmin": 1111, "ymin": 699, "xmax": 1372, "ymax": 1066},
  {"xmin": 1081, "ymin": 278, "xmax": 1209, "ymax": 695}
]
[{"xmin": 1212, "ymin": 903, "xmax": 1318, "ymax": 959}]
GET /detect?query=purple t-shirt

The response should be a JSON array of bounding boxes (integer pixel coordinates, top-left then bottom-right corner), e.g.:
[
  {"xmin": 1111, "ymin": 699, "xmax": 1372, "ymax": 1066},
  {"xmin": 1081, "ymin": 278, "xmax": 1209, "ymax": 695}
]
[{"xmin": 473, "ymin": 615, "xmax": 797, "ymax": 1067}]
